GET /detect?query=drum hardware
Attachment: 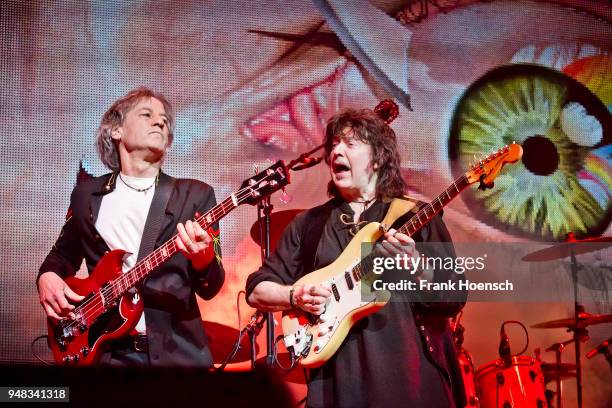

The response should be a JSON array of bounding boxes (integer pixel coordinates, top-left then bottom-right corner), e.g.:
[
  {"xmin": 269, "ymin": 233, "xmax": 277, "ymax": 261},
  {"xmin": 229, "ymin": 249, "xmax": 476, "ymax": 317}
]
[
  {"xmin": 451, "ymin": 312, "xmax": 480, "ymax": 407},
  {"xmin": 523, "ymin": 232, "xmax": 612, "ymax": 408},
  {"xmin": 586, "ymin": 336, "xmax": 612, "ymax": 370},
  {"xmin": 531, "ymin": 313, "xmax": 612, "ymax": 330},
  {"xmin": 540, "ymin": 339, "xmax": 577, "ymax": 408},
  {"xmin": 475, "ymin": 321, "xmax": 547, "ymax": 408}
]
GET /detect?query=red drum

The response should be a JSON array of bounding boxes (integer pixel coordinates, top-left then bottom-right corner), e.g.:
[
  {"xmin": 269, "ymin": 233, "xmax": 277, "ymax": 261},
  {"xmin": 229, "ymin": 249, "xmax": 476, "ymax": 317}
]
[
  {"xmin": 458, "ymin": 348, "xmax": 480, "ymax": 407},
  {"xmin": 475, "ymin": 356, "xmax": 546, "ymax": 408}
]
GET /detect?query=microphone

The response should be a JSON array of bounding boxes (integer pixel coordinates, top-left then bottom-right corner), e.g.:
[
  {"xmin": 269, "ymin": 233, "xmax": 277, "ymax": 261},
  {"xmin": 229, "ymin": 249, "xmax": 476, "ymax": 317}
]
[
  {"xmin": 586, "ymin": 337, "xmax": 612, "ymax": 359},
  {"xmin": 499, "ymin": 324, "xmax": 512, "ymax": 365},
  {"xmin": 292, "ymin": 156, "xmax": 323, "ymax": 171}
]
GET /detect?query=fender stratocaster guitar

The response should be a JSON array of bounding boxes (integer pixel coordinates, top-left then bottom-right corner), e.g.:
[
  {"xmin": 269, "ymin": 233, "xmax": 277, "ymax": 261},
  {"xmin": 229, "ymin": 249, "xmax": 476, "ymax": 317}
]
[
  {"xmin": 282, "ymin": 144, "xmax": 522, "ymax": 368},
  {"xmin": 48, "ymin": 161, "xmax": 289, "ymax": 365}
]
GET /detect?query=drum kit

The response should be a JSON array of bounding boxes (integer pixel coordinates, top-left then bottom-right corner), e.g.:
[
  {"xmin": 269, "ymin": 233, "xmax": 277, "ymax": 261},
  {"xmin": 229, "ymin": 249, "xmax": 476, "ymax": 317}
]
[{"xmin": 455, "ymin": 233, "xmax": 612, "ymax": 408}]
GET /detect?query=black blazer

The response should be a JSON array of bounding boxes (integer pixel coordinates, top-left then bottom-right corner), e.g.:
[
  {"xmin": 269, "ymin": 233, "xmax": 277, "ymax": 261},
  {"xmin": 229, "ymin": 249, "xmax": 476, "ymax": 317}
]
[{"xmin": 39, "ymin": 172, "xmax": 225, "ymax": 367}]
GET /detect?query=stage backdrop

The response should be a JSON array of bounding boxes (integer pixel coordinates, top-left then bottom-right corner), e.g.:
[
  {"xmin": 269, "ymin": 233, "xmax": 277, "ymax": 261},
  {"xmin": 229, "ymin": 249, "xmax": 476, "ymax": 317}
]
[{"xmin": 1, "ymin": 1, "xmax": 610, "ymax": 406}]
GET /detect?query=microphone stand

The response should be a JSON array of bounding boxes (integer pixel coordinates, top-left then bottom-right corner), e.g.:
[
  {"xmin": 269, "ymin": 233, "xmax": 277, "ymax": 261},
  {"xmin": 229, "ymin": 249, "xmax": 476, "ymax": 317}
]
[
  {"xmin": 219, "ymin": 147, "xmax": 326, "ymax": 372},
  {"xmin": 257, "ymin": 196, "xmax": 275, "ymax": 367},
  {"xmin": 545, "ymin": 338, "xmax": 574, "ymax": 408},
  {"xmin": 255, "ymin": 143, "xmax": 326, "ymax": 369},
  {"xmin": 566, "ymin": 232, "xmax": 587, "ymax": 408}
]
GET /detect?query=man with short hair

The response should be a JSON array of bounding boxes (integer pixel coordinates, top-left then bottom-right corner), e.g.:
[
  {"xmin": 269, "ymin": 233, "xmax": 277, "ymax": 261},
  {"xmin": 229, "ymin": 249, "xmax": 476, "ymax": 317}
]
[{"xmin": 38, "ymin": 87, "xmax": 225, "ymax": 367}]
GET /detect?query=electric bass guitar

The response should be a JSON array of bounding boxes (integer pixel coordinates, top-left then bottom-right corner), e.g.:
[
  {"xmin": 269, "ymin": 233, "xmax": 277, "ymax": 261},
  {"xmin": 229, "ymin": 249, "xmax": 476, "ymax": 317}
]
[
  {"xmin": 281, "ymin": 144, "xmax": 522, "ymax": 368},
  {"xmin": 48, "ymin": 161, "xmax": 290, "ymax": 365}
]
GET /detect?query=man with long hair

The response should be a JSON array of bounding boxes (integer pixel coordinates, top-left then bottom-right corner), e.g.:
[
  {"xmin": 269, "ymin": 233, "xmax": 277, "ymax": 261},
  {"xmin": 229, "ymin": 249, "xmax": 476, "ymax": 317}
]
[
  {"xmin": 38, "ymin": 87, "xmax": 225, "ymax": 367},
  {"xmin": 246, "ymin": 108, "xmax": 466, "ymax": 406}
]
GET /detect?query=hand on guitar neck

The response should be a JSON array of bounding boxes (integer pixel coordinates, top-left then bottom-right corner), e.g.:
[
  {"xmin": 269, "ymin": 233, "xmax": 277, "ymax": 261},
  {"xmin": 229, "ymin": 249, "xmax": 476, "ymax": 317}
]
[
  {"xmin": 376, "ymin": 228, "xmax": 433, "ymax": 282},
  {"xmin": 174, "ymin": 216, "xmax": 215, "ymax": 272}
]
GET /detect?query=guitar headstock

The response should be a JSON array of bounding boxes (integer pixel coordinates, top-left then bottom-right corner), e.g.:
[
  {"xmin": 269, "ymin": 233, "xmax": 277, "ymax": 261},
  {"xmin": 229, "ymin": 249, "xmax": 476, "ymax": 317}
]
[
  {"xmin": 238, "ymin": 160, "xmax": 291, "ymax": 205},
  {"xmin": 465, "ymin": 143, "xmax": 523, "ymax": 187}
]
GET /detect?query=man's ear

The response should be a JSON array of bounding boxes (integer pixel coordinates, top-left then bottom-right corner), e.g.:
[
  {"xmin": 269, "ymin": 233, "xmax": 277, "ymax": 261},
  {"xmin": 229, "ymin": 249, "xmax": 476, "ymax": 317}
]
[{"xmin": 111, "ymin": 126, "xmax": 122, "ymax": 141}]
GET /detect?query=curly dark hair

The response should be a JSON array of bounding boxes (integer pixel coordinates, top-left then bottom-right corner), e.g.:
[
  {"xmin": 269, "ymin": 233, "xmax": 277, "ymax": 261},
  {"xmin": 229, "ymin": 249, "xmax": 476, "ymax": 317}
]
[{"xmin": 324, "ymin": 108, "xmax": 406, "ymax": 200}]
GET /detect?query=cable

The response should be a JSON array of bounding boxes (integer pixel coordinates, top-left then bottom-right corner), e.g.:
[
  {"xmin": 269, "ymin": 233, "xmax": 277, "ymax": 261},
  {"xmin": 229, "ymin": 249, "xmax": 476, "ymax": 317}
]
[
  {"xmin": 236, "ymin": 290, "xmax": 245, "ymax": 336},
  {"xmin": 501, "ymin": 320, "xmax": 530, "ymax": 357},
  {"xmin": 273, "ymin": 334, "xmax": 298, "ymax": 371},
  {"xmin": 31, "ymin": 335, "xmax": 53, "ymax": 366},
  {"xmin": 216, "ymin": 291, "xmax": 247, "ymax": 372}
]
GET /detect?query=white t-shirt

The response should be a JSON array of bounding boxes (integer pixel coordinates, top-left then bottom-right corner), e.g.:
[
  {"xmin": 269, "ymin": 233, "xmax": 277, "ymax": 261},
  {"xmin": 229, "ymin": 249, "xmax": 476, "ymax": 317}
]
[{"xmin": 95, "ymin": 173, "xmax": 157, "ymax": 333}]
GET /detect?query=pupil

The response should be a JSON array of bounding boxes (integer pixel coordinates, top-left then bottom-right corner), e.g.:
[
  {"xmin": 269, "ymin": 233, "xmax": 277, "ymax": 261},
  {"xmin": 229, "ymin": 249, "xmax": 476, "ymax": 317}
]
[{"xmin": 521, "ymin": 136, "xmax": 559, "ymax": 176}]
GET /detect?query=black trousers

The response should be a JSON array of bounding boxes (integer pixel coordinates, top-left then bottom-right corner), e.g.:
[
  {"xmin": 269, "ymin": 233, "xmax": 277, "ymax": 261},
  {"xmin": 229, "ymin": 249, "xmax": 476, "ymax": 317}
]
[{"xmin": 102, "ymin": 348, "xmax": 150, "ymax": 367}]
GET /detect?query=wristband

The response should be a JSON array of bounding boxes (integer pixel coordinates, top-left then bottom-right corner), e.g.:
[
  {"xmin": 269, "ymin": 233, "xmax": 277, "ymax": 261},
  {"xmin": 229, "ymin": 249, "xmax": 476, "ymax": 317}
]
[{"xmin": 289, "ymin": 287, "xmax": 296, "ymax": 308}]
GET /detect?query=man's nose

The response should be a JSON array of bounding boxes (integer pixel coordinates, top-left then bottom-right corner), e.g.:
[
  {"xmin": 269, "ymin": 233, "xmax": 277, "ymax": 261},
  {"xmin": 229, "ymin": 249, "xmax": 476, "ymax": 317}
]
[
  {"xmin": 152, "ymin": 115, "xmax": 165, "ymax": 129},
  {"xmin": 331, "ymin": 142, "xmax": 346, "ymax": 155}
]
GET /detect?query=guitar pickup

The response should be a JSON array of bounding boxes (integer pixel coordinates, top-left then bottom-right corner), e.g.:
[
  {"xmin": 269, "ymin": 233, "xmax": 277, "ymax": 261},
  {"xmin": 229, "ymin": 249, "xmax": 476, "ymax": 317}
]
[
  {"xmin": 331, "ymin": 283, "xmax": 340, "ymax": 301},
  {"xmin": 344, "ymin": 272, "xmax": 354, "ymax": 290}
]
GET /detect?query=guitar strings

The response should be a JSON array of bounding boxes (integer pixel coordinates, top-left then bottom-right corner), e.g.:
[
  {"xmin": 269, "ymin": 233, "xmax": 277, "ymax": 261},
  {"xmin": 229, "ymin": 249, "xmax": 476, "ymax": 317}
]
[
  {"xmin": 60, "ymin": 181, "xmax": 269, "ymax": 332},
  {"xmin": 346, "ymin": 175, "xmax": 470, "ymax": 284},
  {"xmin": 64, "ymin": 183, "xmax": 258, "ymax": 331}
]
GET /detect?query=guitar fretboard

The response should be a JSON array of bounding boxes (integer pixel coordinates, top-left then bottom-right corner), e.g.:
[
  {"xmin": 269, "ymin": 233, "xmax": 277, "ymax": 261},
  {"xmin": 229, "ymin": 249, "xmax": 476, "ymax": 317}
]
[
  {"xmin": 351, "ymin": 174, "xmax": 470, "ymax": 283},
  {"xmin": 104, "ymin": 194, "xmax": 238, "ymax": 304}
]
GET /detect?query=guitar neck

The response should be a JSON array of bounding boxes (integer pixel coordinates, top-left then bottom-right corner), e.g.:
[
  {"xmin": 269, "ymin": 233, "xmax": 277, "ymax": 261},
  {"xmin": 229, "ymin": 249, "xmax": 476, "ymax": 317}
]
[
  {"xmin": 398, "ymin": 174, "xmax": 470, "ymax": 237},
  {"xmin": 107, "ymin": 194, "xmax": 239, "ymax": 303},
  {"xmin": 355, "ymin": 174, "xmax": 471, "ymax": 282}
]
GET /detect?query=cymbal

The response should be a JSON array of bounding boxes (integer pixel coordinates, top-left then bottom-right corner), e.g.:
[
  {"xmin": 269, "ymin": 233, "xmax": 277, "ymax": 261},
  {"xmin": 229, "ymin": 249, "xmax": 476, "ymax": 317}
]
[
  {"xmin": 202, "ymin": 321, "xmax": 259, "ymax": 364},
  {"xmin": 249, "ymin": 209, "xmax": 304, "ymax": 252},
  {"xmin": 522, "ymin": 236, "xmax": 612, "ymax": 262},
  {"xmin": 531, "ymin": 313, "xmax": 612, "ymax": 329},
  {"xmin": 255, "ymin": 353, "xmax": 307, "ymax": 384}
]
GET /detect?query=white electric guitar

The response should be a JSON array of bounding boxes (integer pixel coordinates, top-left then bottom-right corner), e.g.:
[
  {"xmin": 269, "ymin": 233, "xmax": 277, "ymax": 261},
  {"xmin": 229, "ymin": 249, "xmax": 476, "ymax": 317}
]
[{"xmin": 281, "ymin": 144, "xmax": 523, "ymax": 368}]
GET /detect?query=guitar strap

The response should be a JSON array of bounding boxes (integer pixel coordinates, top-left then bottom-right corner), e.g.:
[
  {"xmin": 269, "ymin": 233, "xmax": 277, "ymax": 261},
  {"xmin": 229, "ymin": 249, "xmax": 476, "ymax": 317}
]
[
  {"xmin": 300, "ymin": 196, "xmax": 419, "ymax": 274},
  {"xmin": 136, "ymin": 173, "xmax": 176, "ymax": 263},
  {"xmin": 300, "ymin": 200, "xmax": 336, "ymax": 275},
  {"xmin": 380, "ymin": 195, "xmax": 418, "ymax": 230}
]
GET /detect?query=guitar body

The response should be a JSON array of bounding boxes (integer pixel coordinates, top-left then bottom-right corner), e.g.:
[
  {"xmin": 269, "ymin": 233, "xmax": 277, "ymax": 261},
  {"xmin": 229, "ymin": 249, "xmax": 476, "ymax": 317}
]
[
  {"xmin": 281, "ymin": 222, "xmax": 391, "ymax": 368},
  {"xmin": 47, "ymin": 249, "xmax": 144, "ymax": 365}
]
